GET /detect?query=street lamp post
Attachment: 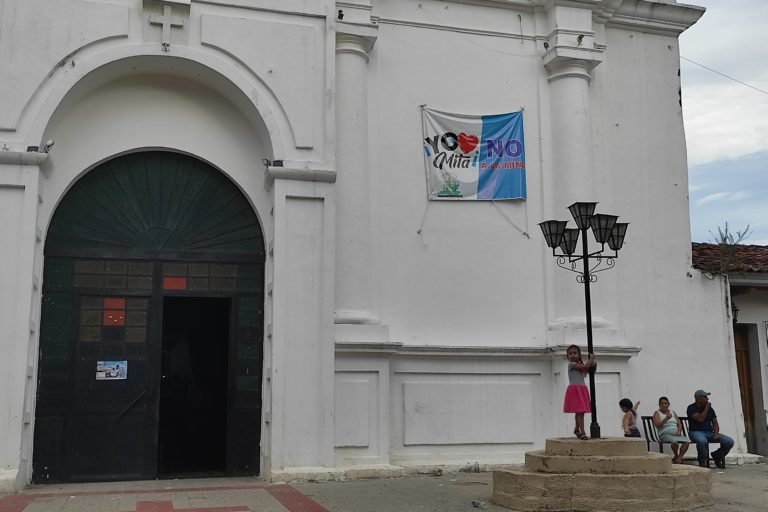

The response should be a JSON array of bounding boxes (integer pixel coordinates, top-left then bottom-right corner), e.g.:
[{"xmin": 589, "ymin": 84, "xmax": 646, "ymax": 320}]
[{"xmin": 539, "ymin": 202, "xmax": 629, "ymax": 439}]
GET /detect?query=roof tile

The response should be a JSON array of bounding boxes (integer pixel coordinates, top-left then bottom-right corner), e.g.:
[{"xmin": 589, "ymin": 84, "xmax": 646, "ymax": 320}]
[{"xmin": 692, "ymin": 242, "xmax": 768, "ymax": 273}]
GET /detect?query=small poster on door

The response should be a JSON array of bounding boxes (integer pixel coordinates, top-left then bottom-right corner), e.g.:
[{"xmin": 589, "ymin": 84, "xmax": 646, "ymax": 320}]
[{"xmin": 96, "ymin": 361, "xmax": 128, "ymax": 380}]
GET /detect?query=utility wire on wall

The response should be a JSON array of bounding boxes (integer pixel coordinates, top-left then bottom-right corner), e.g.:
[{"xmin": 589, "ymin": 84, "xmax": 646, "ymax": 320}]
[{"xmin": 681, "ymin": 56, "xmax": 768, "ymax": 96}]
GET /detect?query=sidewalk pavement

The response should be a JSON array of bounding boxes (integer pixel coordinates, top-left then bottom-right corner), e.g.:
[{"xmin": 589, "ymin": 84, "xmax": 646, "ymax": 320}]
[{"xmin": 1, "ymin": 463, "xmax": 766, "ymax": 512}]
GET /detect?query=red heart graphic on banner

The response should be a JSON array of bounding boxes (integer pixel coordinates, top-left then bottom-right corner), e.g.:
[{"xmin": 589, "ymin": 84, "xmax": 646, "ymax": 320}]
[{"xmin": 458, "ymin": 133, "xmax": 479, "ymax": 154}]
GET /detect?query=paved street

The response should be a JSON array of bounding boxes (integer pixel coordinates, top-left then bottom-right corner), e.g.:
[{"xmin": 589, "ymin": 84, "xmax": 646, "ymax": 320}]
[
  {"xmin": 1, "ymin": 463, "xmax": 766, "ymax": 512},
  {"xmin": 296, "ymin": 464, "xmax": 768, "ymax": 512}
]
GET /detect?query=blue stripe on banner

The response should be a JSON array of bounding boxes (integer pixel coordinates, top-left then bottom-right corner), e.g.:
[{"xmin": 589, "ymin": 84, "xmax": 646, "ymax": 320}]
[{"xmin": 477, "ymin": 112, "xmax": 526, "ymax": 200}]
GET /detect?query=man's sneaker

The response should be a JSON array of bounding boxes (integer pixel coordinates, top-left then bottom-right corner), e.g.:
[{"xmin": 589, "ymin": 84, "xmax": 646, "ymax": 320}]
[{"xmin": 712, "ymin": 453, "xmax": 726, "ymax": 469}]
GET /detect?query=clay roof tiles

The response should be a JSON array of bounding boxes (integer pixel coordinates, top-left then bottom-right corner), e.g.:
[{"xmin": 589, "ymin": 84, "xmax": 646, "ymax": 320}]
[{"xmin": 692, "ymin": 242, "xmax": 768, "ymax": 273}]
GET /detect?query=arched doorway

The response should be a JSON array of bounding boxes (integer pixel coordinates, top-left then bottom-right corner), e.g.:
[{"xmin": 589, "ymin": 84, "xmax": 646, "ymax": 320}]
[{"xmin": 33, "ymin": 151, "xmax": 265, "ymax": 483}]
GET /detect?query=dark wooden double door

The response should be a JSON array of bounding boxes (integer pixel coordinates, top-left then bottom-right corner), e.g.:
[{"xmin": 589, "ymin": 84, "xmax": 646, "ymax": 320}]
[{"xmin": 33, "ymin": 152, "xmax": 265, "ymax": 482}]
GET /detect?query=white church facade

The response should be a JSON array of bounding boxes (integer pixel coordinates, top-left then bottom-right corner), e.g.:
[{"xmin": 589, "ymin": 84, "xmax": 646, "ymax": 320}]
[{"xmin": 0, "ymin": 0, "xmax": 753, "ymax": 490}]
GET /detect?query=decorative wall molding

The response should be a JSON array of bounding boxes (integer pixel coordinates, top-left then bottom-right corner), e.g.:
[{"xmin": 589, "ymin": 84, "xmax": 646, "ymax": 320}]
[
  {"xmin": 0, "ymin": 152, "xmax": 48, "ymax": 166},
  {"xmin": 378, "ymin": 1, "xmax": 704, "ymax": 40},
  {"xmin": 335, "ymin": 341, "xmax": 640, "ymax": 358},
  {"xmin": 266, "ymin": 166, "xmax": 337, "ymax": 183}
]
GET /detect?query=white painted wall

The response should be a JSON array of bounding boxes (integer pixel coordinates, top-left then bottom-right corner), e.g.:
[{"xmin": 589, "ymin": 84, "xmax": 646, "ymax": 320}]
[
  {"xmin": 0, "ymin": 0, "xmax": 747, "ymax": 489},
  {"xmin": 369, "ymin": 18, "xmax": 545, "ymax": 347}
]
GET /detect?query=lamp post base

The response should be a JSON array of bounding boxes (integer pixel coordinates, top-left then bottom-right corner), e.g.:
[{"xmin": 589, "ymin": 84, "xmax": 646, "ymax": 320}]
[{"xmin": 590, "ymin": 423, "xmax": 601, "ymax": 439}]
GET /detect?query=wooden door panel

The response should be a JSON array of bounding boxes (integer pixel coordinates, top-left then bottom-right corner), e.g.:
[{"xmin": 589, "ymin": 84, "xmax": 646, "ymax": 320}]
[
  {"xmin": 35, "ymin": 152, "xmax": 265, "ymax": 483},
  {"xmin": 734, "ymin": 327, "xmax": 755, "ymax": 451}
]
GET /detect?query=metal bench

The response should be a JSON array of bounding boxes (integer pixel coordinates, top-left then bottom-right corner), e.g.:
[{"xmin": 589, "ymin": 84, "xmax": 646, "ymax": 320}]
[
  {"xmin": 641, "ymin": 415, "xmax": 719, "ymax": 461},
  {"xmin": 641, "ymin": 415, "xmax": 690, "ymax": 453}
]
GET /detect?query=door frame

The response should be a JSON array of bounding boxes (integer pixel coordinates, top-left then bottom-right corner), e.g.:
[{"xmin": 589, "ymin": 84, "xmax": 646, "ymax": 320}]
[{"xmin": 34, "ymin": 151, "xmax": 266, "ymax": 483}]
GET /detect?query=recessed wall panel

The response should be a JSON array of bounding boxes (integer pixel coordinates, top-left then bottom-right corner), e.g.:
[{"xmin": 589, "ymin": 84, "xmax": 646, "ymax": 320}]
[
  {"xmin": 402, "ymin": 376, "xmax": 535, "ymax": 445},
  {"xmin": 335, "ymin": 373, "xmax": 377, "ymax": 448}
]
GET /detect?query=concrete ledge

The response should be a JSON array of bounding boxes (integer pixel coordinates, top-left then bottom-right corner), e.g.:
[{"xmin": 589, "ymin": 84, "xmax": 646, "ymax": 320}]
[
  {"xmin": 343, "ymin": 464, "xmax": 405, "ymax": 480},
  {"xmin": 526, "ymin": 450, "xmax": 671, "ymax": 474},
  {"xmin": 397, "ymin": 462, "xmax": 522, "ymax": 476},
  {"xmin": 545, "ymin": 437, "xmax": 647, "ymax": 457},
  {"xmin": 270, "ymin": 467, "xmax": 346, "ymax": 483},
  {"xmin": 728, "ymin": 453, "xmax": 765, "ymax": 465},
  {"xmin": 271, "ymin": 464, "xmax": 406, "ymax": 482}
]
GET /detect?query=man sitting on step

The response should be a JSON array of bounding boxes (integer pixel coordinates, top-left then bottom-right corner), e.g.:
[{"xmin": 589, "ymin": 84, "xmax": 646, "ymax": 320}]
[{"xmin": 686, "ymin": 389, "xmax": 735, "ymax": 468}]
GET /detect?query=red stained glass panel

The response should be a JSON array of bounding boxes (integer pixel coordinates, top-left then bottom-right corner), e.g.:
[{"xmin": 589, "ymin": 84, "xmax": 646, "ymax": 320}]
[
  {"xmin": 163, "ymin": 276, "xmax": 187, "ymax": 290},
  {"xmin": 103, "ymin": 297, "xmax": 126, "ymax": 310}
]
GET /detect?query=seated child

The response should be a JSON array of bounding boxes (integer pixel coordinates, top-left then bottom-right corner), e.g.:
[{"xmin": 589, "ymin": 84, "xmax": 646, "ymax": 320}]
[{"xmin": 620, "ymin": 398, "xmax": 641, "ymax": 437}]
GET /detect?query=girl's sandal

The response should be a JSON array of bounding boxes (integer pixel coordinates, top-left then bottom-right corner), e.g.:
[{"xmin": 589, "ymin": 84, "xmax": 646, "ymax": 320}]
[
  {"xmin": 578, "ymin": 433, "xmax": 589, "ymax": 440},
  {"xmin": 573, "ymin": 428, "xmax": 581, "ymax": 439}
]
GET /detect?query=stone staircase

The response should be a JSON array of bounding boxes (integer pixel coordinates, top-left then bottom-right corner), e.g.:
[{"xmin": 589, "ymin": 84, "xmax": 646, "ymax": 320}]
[{"xmin": 492, "ymin": 437, "xmax": 712, "ymax": 511}]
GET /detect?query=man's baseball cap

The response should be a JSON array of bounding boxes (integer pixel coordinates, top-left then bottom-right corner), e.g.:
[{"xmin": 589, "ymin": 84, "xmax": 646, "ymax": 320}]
[{"xmin": 694, "ymin": 389, "xmax": 711, "ymax": 397}]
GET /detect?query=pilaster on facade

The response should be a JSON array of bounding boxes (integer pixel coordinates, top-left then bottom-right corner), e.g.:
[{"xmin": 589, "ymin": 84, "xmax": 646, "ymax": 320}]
[
  {"xmin": 334, "ymin": 19, "xmax": 384, "ymax": 335},
  {"xmin": 0, "ymin": 154, "xmax": 45, "ymax": 490}
]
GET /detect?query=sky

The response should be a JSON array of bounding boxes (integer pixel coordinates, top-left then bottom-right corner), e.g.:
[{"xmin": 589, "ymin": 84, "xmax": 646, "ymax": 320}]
[{"xmin": 679, "ymin": 0, "xmax": 768, "ymax": 244}]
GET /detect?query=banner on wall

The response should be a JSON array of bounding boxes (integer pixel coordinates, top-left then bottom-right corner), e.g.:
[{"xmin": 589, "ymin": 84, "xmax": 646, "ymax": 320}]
[{"xmin": 421, "ymin": 107, "xmax": 526, "ymax": 200}]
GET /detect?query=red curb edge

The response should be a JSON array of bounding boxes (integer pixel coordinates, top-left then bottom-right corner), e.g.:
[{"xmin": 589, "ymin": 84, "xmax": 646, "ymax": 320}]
[{"xmin": 266, "ymin": 484, "xmax": 330, "ymax": 512}]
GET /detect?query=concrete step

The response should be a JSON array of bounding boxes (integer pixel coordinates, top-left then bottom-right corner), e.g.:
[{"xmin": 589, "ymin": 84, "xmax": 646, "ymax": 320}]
[
  {"xmin": 493, "ymin": 465, "xmax": 712, "ymax": 512},
  {"xmin": 525, "ymin": 450, "xmax": 672, "ymax": 474},
  {"xmin": 544, "ymin": 437, "xmax": 648, "ymax": 457}
]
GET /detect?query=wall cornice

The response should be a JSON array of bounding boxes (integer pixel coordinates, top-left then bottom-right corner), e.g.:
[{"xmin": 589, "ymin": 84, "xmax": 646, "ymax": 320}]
[{"xmin": 595, "ymin": 0, "xmax": 705, "ymax": 36}]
